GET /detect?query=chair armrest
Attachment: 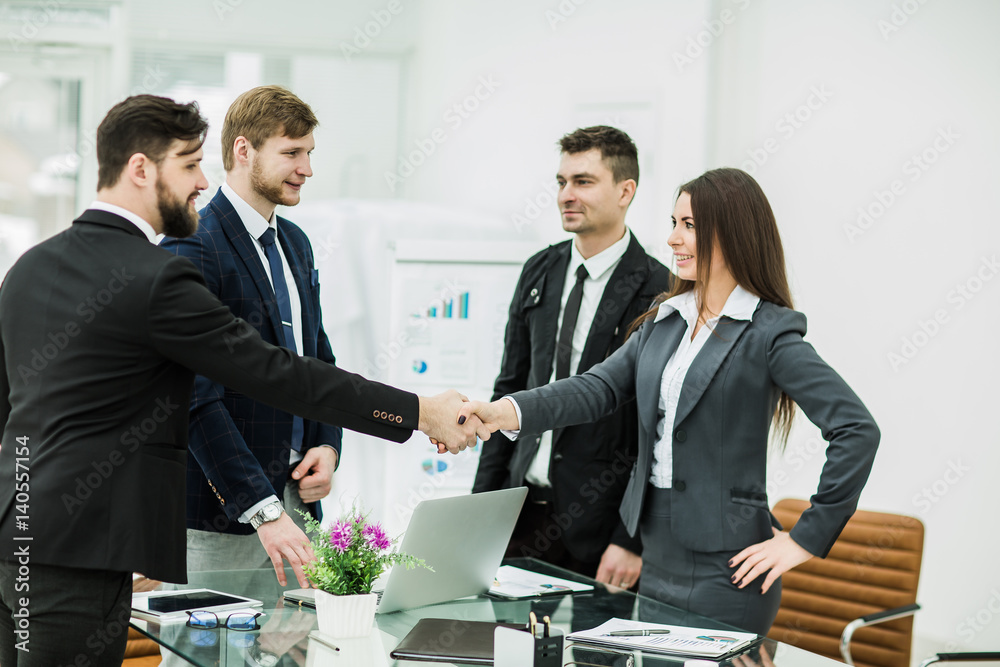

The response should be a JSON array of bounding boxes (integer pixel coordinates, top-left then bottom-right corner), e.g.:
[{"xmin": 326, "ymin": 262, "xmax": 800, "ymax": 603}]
[
  {"xmin": 919, "ymin": 653, "xmax": 1000, "ymax": 667},
  {"xmin": 840, "ymin": 603, "xmax": 921, "ymax": 666}
]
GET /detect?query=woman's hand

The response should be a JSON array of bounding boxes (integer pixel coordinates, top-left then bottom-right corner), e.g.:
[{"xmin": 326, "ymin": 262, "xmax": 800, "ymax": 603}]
[{"xmin": 729, "ymin": 528, "xmax": 813, "ymax": 594}]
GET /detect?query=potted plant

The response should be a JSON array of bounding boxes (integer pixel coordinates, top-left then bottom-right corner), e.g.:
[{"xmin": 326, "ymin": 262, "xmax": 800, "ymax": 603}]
[{"xmin": 299, "ymin": 509, "xmax": 430, "ymax": 638}]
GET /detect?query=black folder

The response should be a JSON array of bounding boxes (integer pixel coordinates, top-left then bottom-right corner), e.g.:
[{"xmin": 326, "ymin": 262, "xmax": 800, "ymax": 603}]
[{"xmin": 389, "ymin": 618, "xmax": 523, "ymax": 664}]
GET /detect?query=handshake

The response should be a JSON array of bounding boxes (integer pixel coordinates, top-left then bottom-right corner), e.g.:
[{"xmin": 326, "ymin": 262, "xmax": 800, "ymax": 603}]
[{"xmin": 416, "ymin": 390, "xmax": 522, "ymax": 454}]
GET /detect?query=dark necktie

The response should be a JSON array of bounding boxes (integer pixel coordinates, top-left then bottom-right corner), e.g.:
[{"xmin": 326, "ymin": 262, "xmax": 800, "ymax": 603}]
[
  {"xmin": 555, "ymin": 264, "xmax": 589, "ymax": 380},
  {"xmin": 259, "ymin": 227, "xmax": 303, "ymax": 452}
]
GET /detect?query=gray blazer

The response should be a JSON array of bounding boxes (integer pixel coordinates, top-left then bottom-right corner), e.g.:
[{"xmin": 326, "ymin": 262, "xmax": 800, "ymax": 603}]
[{"xmin": 511, "ymin": 300, "xmax": 880, "ymax": 558}]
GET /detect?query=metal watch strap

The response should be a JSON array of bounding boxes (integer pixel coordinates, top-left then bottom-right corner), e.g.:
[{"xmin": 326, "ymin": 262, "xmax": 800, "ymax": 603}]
[{"xmin": 250, "ymin": 501, "xmax": 284, "ymax": 530}]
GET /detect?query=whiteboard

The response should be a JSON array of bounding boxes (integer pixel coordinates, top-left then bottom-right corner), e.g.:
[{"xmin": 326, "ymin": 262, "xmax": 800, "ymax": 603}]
[{"xmin": 382, "ymin": 240, "xmax": 537, "ymax": 531}]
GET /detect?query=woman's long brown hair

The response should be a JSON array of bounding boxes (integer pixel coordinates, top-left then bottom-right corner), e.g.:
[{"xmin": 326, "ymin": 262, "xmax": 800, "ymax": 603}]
[{"xmin": 629, "ymin": 168, "xmax": 797, "ymax": 446}]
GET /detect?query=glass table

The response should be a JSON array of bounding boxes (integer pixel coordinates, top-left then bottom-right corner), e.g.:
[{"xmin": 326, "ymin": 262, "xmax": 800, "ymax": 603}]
[{"xmin": 130, "ymin": 558, "xmax": 845, "ymax": 667}]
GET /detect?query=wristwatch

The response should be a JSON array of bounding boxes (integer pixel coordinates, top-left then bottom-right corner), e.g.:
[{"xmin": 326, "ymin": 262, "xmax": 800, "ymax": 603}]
[{"xmin": 249, "ymin": 501, "xmax": 284, "ymax": 530}]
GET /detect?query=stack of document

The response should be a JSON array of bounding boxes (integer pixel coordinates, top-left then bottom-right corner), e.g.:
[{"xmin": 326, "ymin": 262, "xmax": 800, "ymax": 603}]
[
  {"xmin": 487, "ymin": 565, "xmax": 594, "ymax": 599},
  {"xmin": 567, "ymin": 618, "xmax": 757, "ymax": 658}
]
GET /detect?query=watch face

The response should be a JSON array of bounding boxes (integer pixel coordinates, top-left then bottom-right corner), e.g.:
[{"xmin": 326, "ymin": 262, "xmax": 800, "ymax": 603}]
[{"xmin": 263, "ymin": 503, "xmax": 282, "ymax": 520}]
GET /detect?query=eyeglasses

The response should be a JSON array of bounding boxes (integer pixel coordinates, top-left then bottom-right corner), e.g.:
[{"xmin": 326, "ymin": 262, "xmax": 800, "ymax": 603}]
[{"xmin": 186, "ymin": 610, "xmax": 262, "ymax": 631}]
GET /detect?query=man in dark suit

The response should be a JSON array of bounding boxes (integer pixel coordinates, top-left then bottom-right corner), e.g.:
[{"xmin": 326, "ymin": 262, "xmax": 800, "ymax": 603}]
[
  {"xmin": 473, "ymin": 126, "xmax": 672, "ymax": 587},
  {"xmin": 0, "ymin": 94, "xmax": 483, "ymax": 667},
  {"xmin": 160, "ymin": 87, "xmax": 344, "ymax": 580}
]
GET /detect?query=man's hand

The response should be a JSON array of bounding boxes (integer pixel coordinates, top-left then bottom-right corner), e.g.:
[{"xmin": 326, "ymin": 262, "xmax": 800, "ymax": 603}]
[
  {"xmin": 256, "ymin": 513, "xmax": 315, "ymax": 587},
  {"xmin": 291, "ymin": 446, "xmax": 338, "ymax": 504},
  {"xmin": 729, "ymin": 527, "xmax": 813, "ymax": 594},
  {"xmin": 457, "ymin": 398, "xmax": 518, "ymax": 433},
  {"xmin": 418, "ymin": 390, "xmax": 491, "ymax": 454},
  {"xmin": 594, "ymin": 544, "xmax": 642, "ymax": 590}
]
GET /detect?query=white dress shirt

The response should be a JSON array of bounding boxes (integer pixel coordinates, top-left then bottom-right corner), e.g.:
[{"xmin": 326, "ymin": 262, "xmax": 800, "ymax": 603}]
[
  {"xmin": 523, "ymin": 228, "xmax": 633, "ymax": 487},
  {"xmin": 87, "ymin": 201, "xmax": 158, "ymax": 243},
  {"xmin": 221, "ymin": 183, "xmax": 304, "ymax": 355},
  {"xmin": 648, "ymin": 285, "xmax": 760, "ymax": 488}
]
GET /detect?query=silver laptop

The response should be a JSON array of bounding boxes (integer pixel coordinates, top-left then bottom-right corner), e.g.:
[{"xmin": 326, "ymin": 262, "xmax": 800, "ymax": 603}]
[{"xmin": 283, "ymin": 487, "xmax": 527, "ymax": 614}]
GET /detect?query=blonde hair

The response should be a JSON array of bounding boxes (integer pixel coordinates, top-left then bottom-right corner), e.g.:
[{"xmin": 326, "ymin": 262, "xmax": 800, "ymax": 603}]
[{"xmin": 221, "ymin": 86, "xmax": 318, "ymax": 171}]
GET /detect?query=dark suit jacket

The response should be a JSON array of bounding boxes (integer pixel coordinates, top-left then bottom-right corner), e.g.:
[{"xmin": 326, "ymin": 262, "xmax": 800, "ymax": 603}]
[
  {"xmin": 473, "ymin": 234, "xmax": 673, "ymax": 563},
  {"xmin": 512, "ymin": 299, "xmax": 880, "ymax": 558},
  {"xmin": 0, "ymin": 210, "xmax": 416, "ymax": 582},
  {"xmin": 160, "ymin": 189, "xmax": 342, "ymax": 534}
]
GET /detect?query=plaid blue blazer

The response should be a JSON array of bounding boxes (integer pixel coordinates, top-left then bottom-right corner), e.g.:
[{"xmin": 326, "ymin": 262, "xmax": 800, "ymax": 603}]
[{"xmin": 160, "ymin": 188, "xmax": 342, "ymax": 535}]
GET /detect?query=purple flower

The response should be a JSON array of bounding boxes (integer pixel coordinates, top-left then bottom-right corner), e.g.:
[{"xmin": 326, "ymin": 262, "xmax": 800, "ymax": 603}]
[
  {"xmin": 362, "ymin": 523, "xmax": 390, "ymax": 551},
  {"xmin": 329, "ymin": 520, "xmax": 353, "ymax": 553}
]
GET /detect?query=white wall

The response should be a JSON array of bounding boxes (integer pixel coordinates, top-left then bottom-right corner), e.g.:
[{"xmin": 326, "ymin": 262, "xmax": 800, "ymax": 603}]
[{"xmin": 703, "ymin": 0, "xmax": 1000, "ymax": 654}]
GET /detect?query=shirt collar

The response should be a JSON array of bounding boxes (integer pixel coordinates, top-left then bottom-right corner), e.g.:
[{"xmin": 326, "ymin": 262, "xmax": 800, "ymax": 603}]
[
  {"xmin": 87, "ymin": 201, "xmax": 158, "ymax": 244},
  {"xmin": 221, "ymin": 182, "xmax": 275, "ymax": 241},
  {"xmin": 570, "ymin": 227, "xmax": 631, "ymax": 281},
  {"xmin": 653, "ymin": 284, "xmax": 761, "ymax": 325}
]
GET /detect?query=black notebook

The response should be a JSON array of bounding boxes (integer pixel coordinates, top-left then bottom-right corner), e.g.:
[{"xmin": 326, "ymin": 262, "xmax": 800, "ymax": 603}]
[{"xmin": 389, "ymin": 618, "xmax": 523, "ymax": 664}]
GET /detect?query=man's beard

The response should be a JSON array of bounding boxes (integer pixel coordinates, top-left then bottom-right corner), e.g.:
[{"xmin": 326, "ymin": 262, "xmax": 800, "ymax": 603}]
[
  {"xmin": 250, "ymin": 159, "xmax": 295, "ymax": 207},
  {"xmin": 157, "ymin": 179, "xmax": 199, "ymax": 238}
]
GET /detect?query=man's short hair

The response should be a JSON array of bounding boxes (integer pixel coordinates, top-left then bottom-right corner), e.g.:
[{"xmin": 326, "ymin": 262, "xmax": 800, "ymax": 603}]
[
  {"xmin": 558, "ymin": 125, "xmax": 639, "ymax": 185},
  {"xmin": 221, "ymin": 86, "xmax": 319, "ymax": 171},
  {"xmin": 96, "ymin": 95, "xmax": 208, "ymax": 191}
]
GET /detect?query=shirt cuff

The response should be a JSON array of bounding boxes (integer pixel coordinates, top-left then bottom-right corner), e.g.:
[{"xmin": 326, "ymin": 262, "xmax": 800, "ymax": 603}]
[
  {"xmin": 500, "ymin": 396, "xmax": 522, "ymax": 440},
  {"xmin": 239, "ymin": 495, "xmax": 280, "ymax": 524}
]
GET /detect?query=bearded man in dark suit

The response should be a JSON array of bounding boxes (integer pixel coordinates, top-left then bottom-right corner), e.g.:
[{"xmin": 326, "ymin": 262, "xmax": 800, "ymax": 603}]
[{"xmin": 0, "ymin": 94, "xmax": 484, "ymax": 667}]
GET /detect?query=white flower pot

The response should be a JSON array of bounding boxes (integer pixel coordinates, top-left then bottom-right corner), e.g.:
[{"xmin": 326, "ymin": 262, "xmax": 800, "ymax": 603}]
[{"xmin": 313, "ymin": 590, "xmax": 377, "ymax": 638}]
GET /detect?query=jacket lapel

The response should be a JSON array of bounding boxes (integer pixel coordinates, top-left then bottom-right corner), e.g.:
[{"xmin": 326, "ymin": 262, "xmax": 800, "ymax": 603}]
[
  {"xmin": 276, "ymin": 220, "xmax": 315, "ymax": 355},
  {"xmin": 211, "ymin": 190, "xmax": 285, "ymax": 344},
  {"xmin": 637, "ymin": 313, "xmax": 686, "ymax": 442},
  {"xmin": 672, "ymin": 316, "xmax": 751, "ymax": 428},
  {"xmin": 579, "ymin": 234, "xmax": 648, "ymax": 371},
  {"xmin": 534, "ymin": 244, "xmax": 570, "ymax": 381}
]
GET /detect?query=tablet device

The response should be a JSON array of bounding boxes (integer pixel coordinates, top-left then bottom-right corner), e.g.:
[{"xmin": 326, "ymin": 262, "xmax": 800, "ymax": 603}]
[{"xmin": 132, "ymin": 588, "xmax": 262, "ymax": 622}]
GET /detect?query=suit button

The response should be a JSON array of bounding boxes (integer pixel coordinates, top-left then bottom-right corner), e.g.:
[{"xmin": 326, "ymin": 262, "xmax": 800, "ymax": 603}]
[
  {"xmin": 372, "ymin": 410, "xmax": 379, "ymax": 418},
  {"xmin": 530, "ymin": 288, "xmax": 538, "ymax": 296},
  {"xmin": 675, "ymin": 429, "xmax": 687, "ymax": 443},
  {"xmin": 380, "ymin": 411, "xmax": 387, "ymax": 419},
  {"xmin": 552, "ymin": 453, "xmax": 564, "ymax": 462},
  {"xmin": 396, "ymin": 415, "xmax": 403, "ymax": 423},
  {"xmin": 388, "ymin": 413, "xmax": 395, "ymax": 421},
  {"xmin": 674, "ymin": 481, "xmax": 686, "ymax": 491}
]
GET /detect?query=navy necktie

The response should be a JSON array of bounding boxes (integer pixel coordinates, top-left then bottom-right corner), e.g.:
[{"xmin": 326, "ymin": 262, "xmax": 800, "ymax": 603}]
[
  {"xmin": 555, "ymin": 264, "xmax": 589, "ymax": 380},
  {"xmin": 259, "ymin": 227, "xmax": 303, "ymax": 452}
]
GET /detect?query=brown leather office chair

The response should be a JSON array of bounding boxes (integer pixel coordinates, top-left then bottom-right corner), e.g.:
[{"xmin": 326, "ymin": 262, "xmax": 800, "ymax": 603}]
[
  {"xmin": 767, "ymin": 498, "xmax": 924, "ymax": 667},
  {"xmin": 122, "ymin": 626, "xmax": 161, "ymax": 666}
]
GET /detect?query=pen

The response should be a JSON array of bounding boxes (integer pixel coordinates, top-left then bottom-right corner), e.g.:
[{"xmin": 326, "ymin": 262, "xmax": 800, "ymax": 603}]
[
  {"xmin": 308, "ymin": 631, "xmax": 341, "ymax": 652},
  {"xmin": 528, "ymin": 611, "xmax": 538, "ymax": 637},
  {"xmin": 542, "ymin": 615, "xmax": 551, "ymax": 637},
  {"xmin": 605, "ymin": 629, "xmax": 672, "ymax": 637}
]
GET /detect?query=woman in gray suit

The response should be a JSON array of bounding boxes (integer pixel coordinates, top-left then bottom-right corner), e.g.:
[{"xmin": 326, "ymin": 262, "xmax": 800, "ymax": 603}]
[{"xmin": 460, "ymin": 168, "xmax": 879, "ymax": 634}]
